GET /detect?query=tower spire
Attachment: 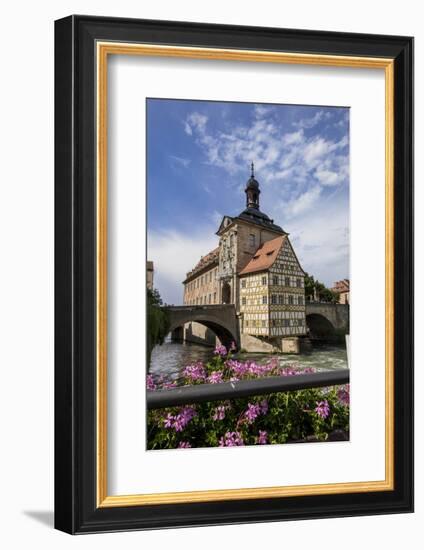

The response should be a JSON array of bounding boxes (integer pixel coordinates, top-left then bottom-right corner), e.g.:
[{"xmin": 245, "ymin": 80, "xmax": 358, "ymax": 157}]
[{"xmin": 245, "ymin": 162, "xmax": 260, "ymax": 210}]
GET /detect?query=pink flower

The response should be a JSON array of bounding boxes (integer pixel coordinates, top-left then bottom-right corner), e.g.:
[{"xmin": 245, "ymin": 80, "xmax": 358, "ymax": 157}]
[
  {"xmin": 214, "ymin": 345, "xmax": 227, "ymax": 357},
  {"xmin": 226, "ymin": 359, "xmax": 248, "ymax": 378},
  {"xmin": 207, "ymin": 371, "xmax": 223, "ymax": 384},
  {"xmin": 245, "ymin": 403, "xmax": 261, "ymax": 424},
  {"xmin": 279, "ymin": 366, "xmax": 298, "ymax": 376},
  {"xmin": 164, "ymin": 413, "xmax": 175, "ymax": 428},
  {"xmin": 178, "ymin": 441, "xmax": 191, "ymax": 448},
  {"xmin": 269, "ymin": 356, "xmax": 279, "ymax": 370},
  {"xmin": 218, "ymin": 431, "xmax": 244, "ymax": 447},
  {"xmin": 259, "ymin": 399, "xmax": 269, "ymax": 415},
  {"xmin": 212, "ymin": 405, "xmax": 226, "ymax": 421},
  {"xmin": 315, "ymin": 400, "xmax": 330, "ymax": 419},
  {"xmin": 337, "ymin": 385, "xmax": 350, "ymax": 406},
  {"xmin": 183, "ymin": 362, "xmax": 206, "ymax": 382},
  {"xmin": 164, "ymin": 407, "xmax": 196, "ymax": 431},
  {"xmin": 175, "ymin": 406, "xmax": 196, "ymax": 431},
  {"xmin": 146, "ymin": 374, "xmax": 156, "ymax": 391},
  {"xmin": 257, "ymin": 430, "xmax": 268, "ymax": 445}
]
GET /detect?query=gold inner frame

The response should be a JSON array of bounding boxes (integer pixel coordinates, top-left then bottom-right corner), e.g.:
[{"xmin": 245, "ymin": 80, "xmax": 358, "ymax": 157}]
[{"xmin": 96, "ymin": 42, "xmax": 395, "ymax": 508}]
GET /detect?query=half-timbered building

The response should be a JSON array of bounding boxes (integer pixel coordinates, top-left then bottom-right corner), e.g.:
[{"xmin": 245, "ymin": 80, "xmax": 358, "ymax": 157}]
[{"xmin": 183, "ymin": 164, "xmax": 306, "ymax": 344}]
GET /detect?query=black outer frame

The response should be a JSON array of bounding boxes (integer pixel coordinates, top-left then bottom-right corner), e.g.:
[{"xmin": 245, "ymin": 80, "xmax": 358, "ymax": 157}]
[{"xmin": 54, "ymin": 15, "xmax": 414, "ymax": 534}]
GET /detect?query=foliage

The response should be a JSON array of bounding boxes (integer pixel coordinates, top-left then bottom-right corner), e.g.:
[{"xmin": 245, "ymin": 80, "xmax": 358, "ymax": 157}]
[
  {"xmin": 304, "ymin": 272, "xmax": 339, "ymax": 303},
  {"xmin": 147, "ymin": 288, "xmax": 170, "ymax": 362},
  {"xmin": 147, "ymin": 346, "xmax": 349, "ymax": 450},
  {"xmin": 304, "ymin": 272, "xmax": 316, "ymax": 300}
]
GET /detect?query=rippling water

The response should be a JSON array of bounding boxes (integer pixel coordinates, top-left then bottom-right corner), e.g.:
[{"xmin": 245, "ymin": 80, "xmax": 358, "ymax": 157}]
[{"xmin": 149, "ymin": 337, "xmax": 348, "ymax": 382}]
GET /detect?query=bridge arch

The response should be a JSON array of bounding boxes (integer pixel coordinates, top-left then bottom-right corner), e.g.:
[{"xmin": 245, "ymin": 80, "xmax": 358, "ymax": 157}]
[
  {"xmin": 306, "ymin": 313, "xmax": 336, "ymax": 341},
  {"xmin": 305, "ymin": 303, "xmax": 349, "ymax": 337},
  {"xmin": 165, "ymin": 305, "xmax": 240, "ymax": 350}
]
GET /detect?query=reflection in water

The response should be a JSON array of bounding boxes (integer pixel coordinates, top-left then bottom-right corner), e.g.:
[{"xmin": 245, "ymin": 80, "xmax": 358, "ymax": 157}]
[{"xmin": 149, "ymin": 336, "xmax": 348, "ymax": 382}]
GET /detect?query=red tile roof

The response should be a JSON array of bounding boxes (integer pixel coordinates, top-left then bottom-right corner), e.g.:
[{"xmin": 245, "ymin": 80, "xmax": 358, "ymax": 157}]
[
  {"xmin": 184, "ymin": 247, "xmax": 219, "ymax": 281},
  {"xmin": 332, "ymin": 279, "xmax": 350, "ymax": 293},
  {"xmin": 239, "ymin": 235, "xmax": 286, "ymax": 276}
]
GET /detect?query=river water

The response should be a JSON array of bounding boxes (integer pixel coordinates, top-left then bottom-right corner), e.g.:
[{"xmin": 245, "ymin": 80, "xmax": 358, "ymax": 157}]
[{"xmin": 149, "ymin": 337, "xmax": 348, "ymax": 382}]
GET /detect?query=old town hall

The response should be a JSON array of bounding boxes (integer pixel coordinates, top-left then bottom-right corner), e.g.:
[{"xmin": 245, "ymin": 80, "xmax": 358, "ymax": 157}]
[{"xmin": 183, "ymin": 164, "xmax": 306, "ymax": 345}]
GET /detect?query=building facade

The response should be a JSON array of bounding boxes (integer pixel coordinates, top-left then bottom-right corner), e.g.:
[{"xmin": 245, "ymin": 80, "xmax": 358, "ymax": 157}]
[
  {"xmin": 183, "ymin": 249, "xmax": 219, "ymax": 306},
  {"xmin": 183, "ymin": 164, "xmax": 306, "ymax": 343},
  {"xmin": 239, "ymin": 236, "xmax": 306, "ymax": 338},
  {"xmin": 332, "ymin": 279, "xmax": 350, "ymax": 304}
]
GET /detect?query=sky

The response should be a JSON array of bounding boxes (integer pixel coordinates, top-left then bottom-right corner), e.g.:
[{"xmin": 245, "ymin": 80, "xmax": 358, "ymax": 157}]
[{"xmin": 147, "ymin": 98, "xmax": 349, "ymax": 305}]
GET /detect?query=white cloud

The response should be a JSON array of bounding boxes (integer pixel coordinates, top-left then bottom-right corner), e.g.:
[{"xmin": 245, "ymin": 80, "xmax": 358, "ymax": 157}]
[
  {"xmin": 333, "ymin": 110, "xmax": 349, "ymax": 129},
  {"xmin": 285, "ymin": 194, "xmax": 350, "ymax": 286},
  {"xmin": 284, "ymin": 186, "xmax": 322, "ymax": 218},
  {"xmin": 183, "ymin": 107, "xmax": 348, "ymax": 200},
  {"xmin": 303, "ymin": 137, "xmax": 329, "ymax": 166},
  {"xmin": 293, "ymin": 111, "xmax": 324, "ymax": 129},
  {"xmin": 147, "ymin": 228, "xmax": 219, "ymax": 305},
  {"xmin": 180, "ymin": 105, "xmax": 349, "ymax": 276},
  {"xmin": 184, "ymin": 112, "xmax": 208, "ymax": 135},
  {"xmin": 315, "ymin": 168, "xmax": 341, "ymax": 186},
  {"xmin": 169, "ymin": 155, "xmax": 191, "ymax": 168},
  {"xmin": 254, "ymin": 104, "xmax": 274, "ymax": 118},
  {"xmin": 282, "ymin": 129, "xmax": 304, "ymax": 146}
]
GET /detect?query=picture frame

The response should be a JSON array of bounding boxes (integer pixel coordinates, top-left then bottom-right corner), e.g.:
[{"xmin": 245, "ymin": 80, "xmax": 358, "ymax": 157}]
[{"xmin": 54, "ymin": 15, "xmax": 414, "ymax": 534}]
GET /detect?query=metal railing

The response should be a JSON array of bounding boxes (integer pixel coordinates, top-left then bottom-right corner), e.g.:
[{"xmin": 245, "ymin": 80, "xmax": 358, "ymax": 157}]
[{"xmin": 147, "ymin": 369, "xmax": 349, "ymax": 410}]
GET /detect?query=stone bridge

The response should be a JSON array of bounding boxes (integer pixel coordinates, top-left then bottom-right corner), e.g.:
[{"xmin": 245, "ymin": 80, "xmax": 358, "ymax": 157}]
[
  {"xmin": 164, "ymin": 302, "xmax": 349, "ymax": 349},
  {"xmin": 165, "ymin": 305, "xmax": 240, "ymax": 349},
  {"xmin": 305, "ymin": 302, "xmax": 349, "ymax": 340}
]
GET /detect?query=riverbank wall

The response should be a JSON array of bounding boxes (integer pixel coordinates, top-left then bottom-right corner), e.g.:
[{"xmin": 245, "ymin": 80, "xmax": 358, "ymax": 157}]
[{"xmin": 172, "ymin": 322, "xmax": 218, "ymax": 347}]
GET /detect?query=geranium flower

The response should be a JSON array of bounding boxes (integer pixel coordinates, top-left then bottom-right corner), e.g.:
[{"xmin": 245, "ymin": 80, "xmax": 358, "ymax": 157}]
[
  {"xmin": 258, "ymin": 430, "xmax": 268, "ymax": 444},
  {"xmin": 259, "ymin": 399, "xmax": 269, "ymax": 415},
  {"xmin": 212, "ymin": 405, "xmax": 226, "ymax": 421},
  {"xmin": 163, "ymin": 413, "xmax": 175, "ymax": 428},
  {"xmin": 183, "ymin": 362, "xmax": 206, "ymax": 381},
  {"xmin": 164, "ymin": 407, "xmax": 196, "ymax": 431},
  {"xmin": 213, "ymin": 344, "xmax": 227, "ymax": 357},
  {"xmin": 146, "ymin": 374, "xmax": 156, "ymax": 391},
  {"xmin": 178, "ymin": 441, "xmax": 191, "ymax": 448},
  {"xmin": 207, "ymin": 371, "xmax": 223, "ymax": 384},
  {"xmin": 337, "ymin": 385, "xmax": 350, "ymax": 406},
  {"xmin": 218, "ymin": 431, "xmax": 244, "ymax": 447},
  {"xmin": 315, "ymin": 400, "xmax": 330, "ymax": 419},
  {"xmin": 226, "ymin": 359, "xmax": 248, "ymax": 378},
  {"xmin": 245, "ymin": 403, "xmax": 261, "ymax": 423}
]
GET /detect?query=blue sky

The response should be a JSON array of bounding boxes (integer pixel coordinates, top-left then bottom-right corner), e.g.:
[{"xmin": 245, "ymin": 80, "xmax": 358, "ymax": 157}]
[{"xmin": 147, "ymin": 98, "xmax": 349, "ymax": 305}]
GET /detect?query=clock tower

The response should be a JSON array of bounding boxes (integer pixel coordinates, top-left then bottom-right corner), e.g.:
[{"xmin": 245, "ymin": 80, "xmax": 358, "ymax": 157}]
[{"xmin": 245, "ymin": 162, "xmax": 260, "ymax": 209}]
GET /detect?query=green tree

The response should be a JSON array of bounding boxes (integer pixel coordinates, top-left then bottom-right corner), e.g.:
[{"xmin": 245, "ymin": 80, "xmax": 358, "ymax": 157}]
[
  {"xmin": 147, "ymin": 288, "xmax": 170, "ymax": 363},
  {"xmin": 304, "ymin": 273, "xmax": 316, "ymax": 300},
  {"xmin": 303, "ymin": 272, "xmax": 339, "ymax": 303}
]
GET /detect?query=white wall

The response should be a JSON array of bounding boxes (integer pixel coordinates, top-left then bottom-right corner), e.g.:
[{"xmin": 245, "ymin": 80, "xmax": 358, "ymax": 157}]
[{"xmin": 0, "ymin": 0, "xmax": 421, "ymax": 548}]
